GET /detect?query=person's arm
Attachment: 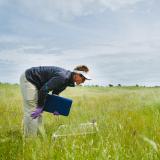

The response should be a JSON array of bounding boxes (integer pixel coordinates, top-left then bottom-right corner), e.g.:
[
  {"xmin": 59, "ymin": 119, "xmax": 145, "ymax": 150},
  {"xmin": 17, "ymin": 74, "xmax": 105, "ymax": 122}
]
[
  {"xmin": 31, "ymin": 76, "xmax": 66, "ymax": 119},
  {"xmin": 38, "ymin": 76, "xmax": 66, "ymax": 108},
  {"xmin": 51, "ymin": 86, "xmax": 67, "ymax": 96}
]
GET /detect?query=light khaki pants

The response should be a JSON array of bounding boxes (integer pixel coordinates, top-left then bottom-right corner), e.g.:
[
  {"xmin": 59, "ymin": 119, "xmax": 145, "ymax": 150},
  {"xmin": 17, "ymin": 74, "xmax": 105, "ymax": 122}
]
[{"xmin": 19, "ymin": 72, "xmax": 42, "ymax": 137}]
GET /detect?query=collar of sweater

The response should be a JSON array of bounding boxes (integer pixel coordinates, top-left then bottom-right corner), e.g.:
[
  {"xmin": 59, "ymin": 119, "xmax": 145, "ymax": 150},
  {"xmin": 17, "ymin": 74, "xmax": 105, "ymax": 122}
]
[{"xmin": 67, "ymin": 72, "xmax": 75, "ymax": 87}]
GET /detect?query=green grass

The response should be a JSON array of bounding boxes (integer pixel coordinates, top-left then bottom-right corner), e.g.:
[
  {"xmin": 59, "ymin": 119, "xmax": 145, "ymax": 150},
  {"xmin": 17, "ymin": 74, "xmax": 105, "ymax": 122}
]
[{"xmin": 0, "ymin": 83, "xmax": 160, "ymax": 159}]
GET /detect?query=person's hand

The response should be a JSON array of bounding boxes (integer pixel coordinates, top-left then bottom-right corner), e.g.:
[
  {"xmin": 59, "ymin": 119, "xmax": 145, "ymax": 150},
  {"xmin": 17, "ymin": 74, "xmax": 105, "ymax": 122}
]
[
  {"xmin": 53, "ymin": 111, "xmax": 60, "ymax": 116},
  {"xmin": 31, "ymin": 107, "xmax": 43, "ymax": 119}
]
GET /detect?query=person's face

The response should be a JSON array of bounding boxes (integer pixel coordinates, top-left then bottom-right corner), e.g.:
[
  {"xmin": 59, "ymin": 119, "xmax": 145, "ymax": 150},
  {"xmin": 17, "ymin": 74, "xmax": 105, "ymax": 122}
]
[{"xmin": 74, "ymin": 74, "xmax": 86, "ymax": 85}]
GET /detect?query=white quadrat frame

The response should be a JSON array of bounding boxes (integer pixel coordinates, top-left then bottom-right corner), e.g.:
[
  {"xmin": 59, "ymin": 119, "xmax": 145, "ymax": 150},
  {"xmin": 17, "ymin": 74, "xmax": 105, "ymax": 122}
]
[{"xmin": 52, "ymin": 121, "xmax": 99, "ymax": 140}]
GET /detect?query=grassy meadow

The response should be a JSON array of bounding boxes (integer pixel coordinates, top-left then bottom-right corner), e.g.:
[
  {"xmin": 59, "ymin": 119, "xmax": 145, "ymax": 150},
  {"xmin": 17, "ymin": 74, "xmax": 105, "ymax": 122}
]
[{"xmin": 0, "ymin": 83, "xmax": 160, "ymax": 160}]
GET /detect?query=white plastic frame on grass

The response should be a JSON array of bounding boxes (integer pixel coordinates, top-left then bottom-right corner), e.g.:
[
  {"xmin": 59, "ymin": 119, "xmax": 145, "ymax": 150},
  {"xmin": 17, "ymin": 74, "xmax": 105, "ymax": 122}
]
[{"xmin": 52, "ymin": 120, "xmax": 98, "ymax": 140}]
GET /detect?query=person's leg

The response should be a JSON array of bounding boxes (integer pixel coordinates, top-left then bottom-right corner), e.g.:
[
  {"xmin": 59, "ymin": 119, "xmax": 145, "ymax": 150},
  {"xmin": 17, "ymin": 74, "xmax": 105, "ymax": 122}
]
[{"xmin": 19, "ymin": 72, "xmax": 43, "ymax": 137}]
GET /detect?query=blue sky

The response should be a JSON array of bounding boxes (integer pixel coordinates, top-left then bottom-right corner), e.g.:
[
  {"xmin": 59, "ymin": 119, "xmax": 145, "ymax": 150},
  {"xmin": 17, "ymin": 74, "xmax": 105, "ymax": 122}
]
[{"xmin": 0, "ymin": 0, "xmax": 160, "ymax": 86}]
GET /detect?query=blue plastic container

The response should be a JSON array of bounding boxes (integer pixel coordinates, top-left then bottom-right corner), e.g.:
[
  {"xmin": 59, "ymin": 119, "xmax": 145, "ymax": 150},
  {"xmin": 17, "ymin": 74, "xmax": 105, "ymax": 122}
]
[{"xmin": 43, "ymin": 94, "xmax": 73, "ymax": 116}]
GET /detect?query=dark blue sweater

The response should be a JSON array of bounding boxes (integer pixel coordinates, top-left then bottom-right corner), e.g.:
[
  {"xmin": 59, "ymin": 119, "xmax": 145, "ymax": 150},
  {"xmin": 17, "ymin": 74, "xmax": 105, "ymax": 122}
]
[{"xmin": 25, "ymin": 66, "xmax": 75, "ymax": 107}]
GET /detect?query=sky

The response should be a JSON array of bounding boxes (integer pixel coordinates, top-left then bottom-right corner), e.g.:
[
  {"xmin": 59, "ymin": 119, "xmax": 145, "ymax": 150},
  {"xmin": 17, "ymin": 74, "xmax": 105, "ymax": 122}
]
[{"xmin": 0, "ymin": 0, "xmax": 160, "ymax": 86}]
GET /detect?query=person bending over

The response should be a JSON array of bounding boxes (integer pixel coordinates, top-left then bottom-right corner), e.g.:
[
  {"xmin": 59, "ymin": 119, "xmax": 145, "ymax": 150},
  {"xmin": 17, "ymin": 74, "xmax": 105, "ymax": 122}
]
[{"xmin": 19, "ymin": 65, "xmax": 91, "ymax": 136}]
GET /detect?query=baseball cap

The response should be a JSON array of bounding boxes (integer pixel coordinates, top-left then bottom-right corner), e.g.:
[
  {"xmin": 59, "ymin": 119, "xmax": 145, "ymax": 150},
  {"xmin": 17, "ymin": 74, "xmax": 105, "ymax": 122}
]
[{"xmin": 73, "ymin": 70, "xmax": 92, "ymax": 80}]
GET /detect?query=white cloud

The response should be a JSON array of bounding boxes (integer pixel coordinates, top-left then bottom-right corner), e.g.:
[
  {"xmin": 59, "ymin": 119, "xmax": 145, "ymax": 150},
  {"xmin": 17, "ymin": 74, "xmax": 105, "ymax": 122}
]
[
  {"xmin": 0, "ymin": 0, "xmax": 159, "ymax": 86},
  {"xmin": 0, "ymin": 38, "xmax": 160, "ymax": 86},
  {"xmin": 17, "ymin": 0, "xmax": 146, "ymax": 21}
]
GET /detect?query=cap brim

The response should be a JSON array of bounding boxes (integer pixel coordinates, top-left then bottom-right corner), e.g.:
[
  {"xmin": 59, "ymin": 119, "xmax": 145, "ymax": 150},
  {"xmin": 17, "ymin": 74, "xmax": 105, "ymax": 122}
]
[
  {"xmin": 84, "ymin": 77, "xmax": 92, "ymax": 80},
  {"xmin": 73, "ymin": 70, "xmax": 92, "ymax": 80},
  {"xmin": 82, "ymin": 74, "xmax": 92, "ymax": 80}
]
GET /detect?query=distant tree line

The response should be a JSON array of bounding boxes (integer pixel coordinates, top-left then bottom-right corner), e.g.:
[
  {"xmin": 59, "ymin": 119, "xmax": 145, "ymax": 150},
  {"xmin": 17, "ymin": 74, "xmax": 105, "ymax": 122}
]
[
  {"xmin": 85, "ymin": 84, "xmax": 160, "ymax": 88},
  {"xmin": 0, "ymin": 82, "xmax": 160, "ymax": 88}
]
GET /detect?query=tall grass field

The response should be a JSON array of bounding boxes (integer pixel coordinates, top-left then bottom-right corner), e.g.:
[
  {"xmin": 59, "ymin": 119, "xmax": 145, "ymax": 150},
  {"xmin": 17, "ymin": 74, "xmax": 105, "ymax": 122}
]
[{"xmin": 0, "ymin": 83, "xmax": 160, "ymax": 160}]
